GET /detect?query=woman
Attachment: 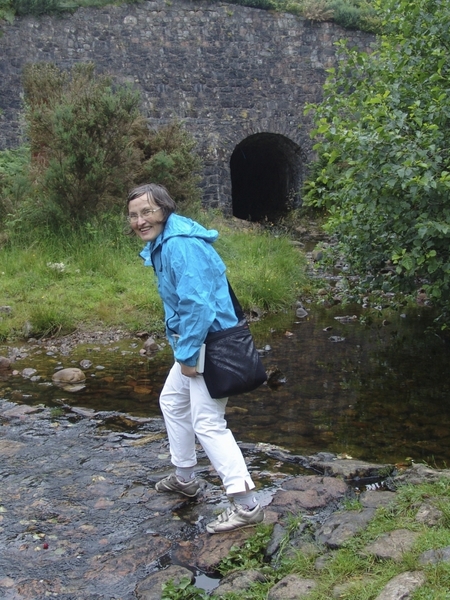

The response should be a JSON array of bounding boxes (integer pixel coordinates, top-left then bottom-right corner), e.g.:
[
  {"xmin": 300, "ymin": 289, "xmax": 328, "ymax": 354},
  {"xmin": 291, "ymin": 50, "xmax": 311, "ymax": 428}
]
[{"xmin": 127, "ymin": 183, "xmax": 264, "ymax": 534}]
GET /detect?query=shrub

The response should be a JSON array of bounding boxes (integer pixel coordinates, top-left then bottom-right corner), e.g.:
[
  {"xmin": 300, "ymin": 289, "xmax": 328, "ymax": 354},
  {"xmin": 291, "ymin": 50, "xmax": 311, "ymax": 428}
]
[
  {"xmin": 328, "ymin": 0, "xmax": 360, "ymax": 29},
  {"xmin": 12, "ymin": 0, "xmax": 67, "ymax": 16},
  {"xmin": 137, "ymin": 121, "xmax": 202, "ymax": 206},
  {"xmin": 0, "ymin": 0, "xmax": 15, "ymax": 22},
  {"xmin": 20, "ymin": 62, "xmax": 202, "ymax": 234},
  {"xmin": 22, "ymin": 62, "xmax": 147, "ymax": 230},
  {"xmin": 304, "ymin": 0, "xmax": 450, "ymax": 308},
  {"xmin": 0, "ymin": 145, "xmax": 32, "ymax": 237},
  {"xmin": 301, "ymin": 0, "xmax": 334, "ymax": 22}
]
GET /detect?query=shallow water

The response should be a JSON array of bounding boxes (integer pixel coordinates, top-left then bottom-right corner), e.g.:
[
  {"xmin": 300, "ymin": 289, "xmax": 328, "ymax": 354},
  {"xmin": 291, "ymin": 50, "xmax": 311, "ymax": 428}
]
[{"xmin": 2, "ymin": 303, "xmax": 450, "ymax": 467}]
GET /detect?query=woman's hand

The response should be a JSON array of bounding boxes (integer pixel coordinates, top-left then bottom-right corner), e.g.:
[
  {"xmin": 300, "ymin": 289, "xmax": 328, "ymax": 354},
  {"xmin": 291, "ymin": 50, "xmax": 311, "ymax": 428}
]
[{"xmin": 180, "ymin": 364, "xmax": 198, "ymax": 378}]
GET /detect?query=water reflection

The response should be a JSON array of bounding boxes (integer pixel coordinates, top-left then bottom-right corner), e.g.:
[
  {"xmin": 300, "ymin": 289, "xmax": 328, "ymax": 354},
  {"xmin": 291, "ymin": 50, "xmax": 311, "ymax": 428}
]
[{"xmin": 2, "ymin": 305, "xmax": 450, "ymax": 467}]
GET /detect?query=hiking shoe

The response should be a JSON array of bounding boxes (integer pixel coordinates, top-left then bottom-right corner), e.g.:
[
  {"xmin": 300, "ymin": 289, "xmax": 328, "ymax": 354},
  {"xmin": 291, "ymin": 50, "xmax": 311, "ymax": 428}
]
[
  {"xmin": 155, "ymin": 473, "xmax": 201, "ymax": 497},
  {"xmin": 206, "ymin": 503, "xmax": 264, "ymax": 534}
]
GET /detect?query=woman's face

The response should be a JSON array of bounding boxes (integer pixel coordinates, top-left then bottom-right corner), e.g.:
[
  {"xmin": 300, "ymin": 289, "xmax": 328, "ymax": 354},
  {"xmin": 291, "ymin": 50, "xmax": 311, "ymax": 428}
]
[{"xmin": 128, "ymin": 193, "xmax": 164, "ymax": 242}]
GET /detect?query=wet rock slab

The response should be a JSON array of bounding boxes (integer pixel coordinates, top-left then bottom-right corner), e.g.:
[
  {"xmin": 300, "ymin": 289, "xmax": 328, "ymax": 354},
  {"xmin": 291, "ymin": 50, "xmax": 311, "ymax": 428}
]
[{"xmin": 0, "ymin": 399, "xmax": 394, "ymax": 599}]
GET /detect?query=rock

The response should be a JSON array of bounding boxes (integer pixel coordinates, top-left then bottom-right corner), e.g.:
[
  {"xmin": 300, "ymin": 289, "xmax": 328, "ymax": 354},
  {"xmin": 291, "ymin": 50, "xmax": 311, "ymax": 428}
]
[
  {"xmin": 415, "ymin": 501, "xmax": 444, "ymax": 527},
  {"xmin": 393, "ymin": 463, "xmax": 450, "ymax": 485},
  {"xmin": 265, "ymin": 522, "xmax": 286, "ymax": 559},
  {"xmin": 310, "ymin": 456, "xmax": 393, "ymax": 481},
  {"xmin": 2, "ymin": 405, "xmax": 42, "ymax": 418},
  {"xmin": 59, "ymin": 383, "xmax": 86, "ymax": 392},
  {"xmin": 329, "ymin": 335, "xmax": 345, "ymax": 342},
  {"xmin": 21, "ymin": 367, "xmax": 37, "ymax": 378},
  {"xmin": 267, "ymin": 574, "xmax": 317, "ymax": 599},
  {"xmin": 195, "ymin": 525, "xmax": 266, "ymax": 573},
  {"xmin": 270, "ymin": 475, "xmax": 348, "ymax": 513},
  {"xmin": 52, "ymin": 367, "xmax": 86, "ymax": 383},
  {"xmin": 418, "ymin": 545, "xmax": 450, "ymax": 566},
  {"xmin": 79, "ymin": 359, "xmax": 93, "ymax": 369},
  {"xmin": 360, "ymin": 490, "xmax": 397, "ymax": 509},
  {"xmin": 135, "ymin": 565, "xmax": 193, "ymax": 599},
  {"xmin": 295, "ymin": 305, "xmax": 308, "ymax": 318},
  {"xmin": 317, "ymin": 508, "xmax": 376, "ymax": 548},
  {"xmin": 0, "ymin": 356, "xmax": 12, "ymax": 369},
  {"xmin": 212, "ymin": 569, "xmax": 266, "ymax": 596},
  {"xmin": 332, "ymin": 581, "xmax": 364, "ymax": 598},
  {"xmin": 374, "ymin": 571, "xmax": 426, "ymax": 600},
  {"xmin": 143, "ymin": 337, "xmax": 160, "ymax": 353},
  {"xmin": 362, "ymin": 529, "xmax": 420, "ymax": 561},
  {"xmin": 0, "ymin": 305, "xmax": 12, "ymax": 313},
  {"xmin": 69, "ymin": 406, "xmax": 98, "ymax": 418}
]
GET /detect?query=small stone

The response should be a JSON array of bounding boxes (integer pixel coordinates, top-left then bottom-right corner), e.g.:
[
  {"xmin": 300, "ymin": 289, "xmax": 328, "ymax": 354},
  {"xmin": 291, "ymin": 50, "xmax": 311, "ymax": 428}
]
[
  {"xmin": 0, "ymin": 356, "xmax": 12, "ymax": 369},
  {"xmin": 144, "ymin": 337, "xmax": 160, "ymax": 353},
  {"xmin": 79, "ymin": 359, "xmax": 93, "ymax": 369},
  {"xmin": 52, "ymin": 368, "xmax": 86, "ymax": 383},
  {"xmin": 22, "ymin": 368, "xmax": 37, "ymax": 378}
]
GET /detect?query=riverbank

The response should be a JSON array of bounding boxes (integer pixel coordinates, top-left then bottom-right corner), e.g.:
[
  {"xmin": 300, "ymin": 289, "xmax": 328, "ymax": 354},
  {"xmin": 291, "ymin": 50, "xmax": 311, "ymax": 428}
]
[
  {"xmin": 2, "ymin": 398, "xmax": 450, "ymax": 600},
  {"xmin": 0, "ymin": 212, "xmax": 311, "ymax": 344}
]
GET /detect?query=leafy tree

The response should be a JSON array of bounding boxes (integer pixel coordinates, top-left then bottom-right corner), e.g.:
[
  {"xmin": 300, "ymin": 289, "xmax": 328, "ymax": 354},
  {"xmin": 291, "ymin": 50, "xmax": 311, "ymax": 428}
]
[{"xmin": 304, "ymin": 0, "xmax": 450, "ymax": 305}]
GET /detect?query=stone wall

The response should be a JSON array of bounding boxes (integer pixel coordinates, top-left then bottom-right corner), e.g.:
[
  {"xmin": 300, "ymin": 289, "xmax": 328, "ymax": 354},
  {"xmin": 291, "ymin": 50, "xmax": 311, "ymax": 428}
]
[{"xmin": 0, "ymin": 0, "xmax": 374, "ymax": 212}]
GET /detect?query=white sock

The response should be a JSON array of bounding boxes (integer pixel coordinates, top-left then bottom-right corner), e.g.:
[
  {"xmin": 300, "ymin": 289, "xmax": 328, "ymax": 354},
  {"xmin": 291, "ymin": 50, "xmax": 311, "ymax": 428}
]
[
  {"xmin": 233, "ymin": 491, "xmax": 258, "ymax": 510},
  {"xmin": 175, "ymin": 467, "xmax": 196, "ymax": 482}
]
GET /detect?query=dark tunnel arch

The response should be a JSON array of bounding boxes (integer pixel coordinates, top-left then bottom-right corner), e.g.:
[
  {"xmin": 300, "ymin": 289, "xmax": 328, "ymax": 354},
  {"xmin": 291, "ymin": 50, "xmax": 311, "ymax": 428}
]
[{"xmin": 230, "ymin": 132, "xmax": 304, "ymax": 222}]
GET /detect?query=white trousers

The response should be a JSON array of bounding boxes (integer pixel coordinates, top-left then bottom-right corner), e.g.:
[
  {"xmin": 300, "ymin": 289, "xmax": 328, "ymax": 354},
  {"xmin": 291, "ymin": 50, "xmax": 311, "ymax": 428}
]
[{"xmin": 159, "ymin": 362, "xmax": 255, "ymax": 495}]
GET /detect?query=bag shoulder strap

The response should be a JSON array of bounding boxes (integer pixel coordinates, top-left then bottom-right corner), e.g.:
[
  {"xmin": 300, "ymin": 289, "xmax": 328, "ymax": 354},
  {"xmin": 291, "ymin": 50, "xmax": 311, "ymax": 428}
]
[{"xmin": 227, "ymin": 280, "xmax": 245, "ymax": 322}]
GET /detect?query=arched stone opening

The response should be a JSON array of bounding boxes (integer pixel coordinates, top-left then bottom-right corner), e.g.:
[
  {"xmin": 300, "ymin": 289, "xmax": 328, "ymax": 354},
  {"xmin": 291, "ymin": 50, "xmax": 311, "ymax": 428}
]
[{"xmin": 230, "ymin": 133, "xmax": 304, "ymax": 222}]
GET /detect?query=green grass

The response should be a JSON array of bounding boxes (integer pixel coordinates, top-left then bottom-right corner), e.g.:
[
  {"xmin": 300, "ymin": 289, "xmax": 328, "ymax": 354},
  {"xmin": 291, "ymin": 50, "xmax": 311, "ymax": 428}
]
[
  {"xmin": 0, "ymin": 210, "xmax": 307, "ymax": 341},
  {"xmin": 159, "ymin": 476, "xmax": 450, "ymax": 599}
]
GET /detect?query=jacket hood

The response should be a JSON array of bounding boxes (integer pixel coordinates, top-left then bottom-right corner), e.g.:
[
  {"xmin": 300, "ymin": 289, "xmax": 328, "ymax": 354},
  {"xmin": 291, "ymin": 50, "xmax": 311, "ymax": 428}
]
[{"xmin": 139, "ymin": 214, "xmax": 218, "ymax": 266}]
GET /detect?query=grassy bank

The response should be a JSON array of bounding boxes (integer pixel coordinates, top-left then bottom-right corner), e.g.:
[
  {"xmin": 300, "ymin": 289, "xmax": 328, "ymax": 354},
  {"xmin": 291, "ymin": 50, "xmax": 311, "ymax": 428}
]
[
  {"xmin": 0, "ymin": 209, "xmax": 308, "ymax": 342},
  {"xmin": 162, "ymin": 475, "xmax": 450, "ymax": 599}
]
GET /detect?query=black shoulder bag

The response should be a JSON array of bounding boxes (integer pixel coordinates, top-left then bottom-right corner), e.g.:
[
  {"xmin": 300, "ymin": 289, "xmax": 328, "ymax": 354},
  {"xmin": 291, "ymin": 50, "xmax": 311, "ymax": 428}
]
[{"xmin": 202, "ymin": 282, "xmax": 267, "ymax": 398}]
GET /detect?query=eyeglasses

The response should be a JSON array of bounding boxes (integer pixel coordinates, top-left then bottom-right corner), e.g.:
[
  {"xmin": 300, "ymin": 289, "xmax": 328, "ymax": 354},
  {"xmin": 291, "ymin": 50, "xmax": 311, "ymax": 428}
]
[{"xmin": 127, "ymin": 207, "xmax": 161, "ymax": 223}]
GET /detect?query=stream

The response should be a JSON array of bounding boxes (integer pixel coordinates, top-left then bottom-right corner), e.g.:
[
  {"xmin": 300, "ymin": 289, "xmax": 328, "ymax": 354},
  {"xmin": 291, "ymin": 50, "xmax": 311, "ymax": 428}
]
[{"xmin": 2, "ymin": 302, "xmax": 450, "ymax": 468}]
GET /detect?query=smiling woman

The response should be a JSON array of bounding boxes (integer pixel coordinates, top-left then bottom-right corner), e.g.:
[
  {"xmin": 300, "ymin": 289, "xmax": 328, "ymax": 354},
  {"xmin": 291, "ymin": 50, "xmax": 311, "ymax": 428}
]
[
  {"xmin": 126, "ymin": 181, "xmax": 265, "ymax": 534},
  {"xmin": 127, "ymin": 185, "xmax": 170, "ymax": 242},
  {"xmin": 127, "ymin": 204, "xmax": 164, "ymax": 242}
]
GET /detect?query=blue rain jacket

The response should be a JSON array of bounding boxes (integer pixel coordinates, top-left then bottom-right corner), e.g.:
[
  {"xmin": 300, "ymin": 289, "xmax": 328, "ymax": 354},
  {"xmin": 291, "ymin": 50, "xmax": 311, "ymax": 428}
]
[{"xmin": 140, "ymin": 213, "xmax": 238, "ymax": 366}]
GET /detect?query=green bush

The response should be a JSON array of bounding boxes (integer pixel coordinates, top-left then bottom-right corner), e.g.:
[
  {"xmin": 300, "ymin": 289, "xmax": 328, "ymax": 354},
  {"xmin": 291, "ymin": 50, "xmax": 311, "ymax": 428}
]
[
  {"xmin": 231, "ymin": 0, "xmax": 277, "ymax": 9},
  {"xmin": 22, "ymin": 62, "xmax": 147, "ymax": 230},
  {"xmin": 328, "ymin": 0, "xmax": 361, "ymax": 29},
  {"xmin": 16, "ymin": 62, "xmax": 202, "ymax": 236},
  {"xmin": 0, "ymin": 0, "xmax": 15, "ymax": 22},
  {"xmin": 0, "ymin": 145, "xmax": 32, "ymax": 235},
  {"xmin": 304, "ymin": 0, "xmax": 450, "ymax": 309},
  {"xmin": 12, "ymin": 0, "xmax": 67, "ymax": 16},
  {"xmin": 137, "ymin": 122, "xmax": 202, "ymax": 206}
]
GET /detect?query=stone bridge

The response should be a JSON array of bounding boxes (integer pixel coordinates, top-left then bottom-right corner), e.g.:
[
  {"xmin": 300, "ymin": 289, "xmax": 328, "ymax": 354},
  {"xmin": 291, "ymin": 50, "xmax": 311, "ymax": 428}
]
[{"xmin": 0, "ymin": 0, "xmax": 373, "ymax": 219}]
